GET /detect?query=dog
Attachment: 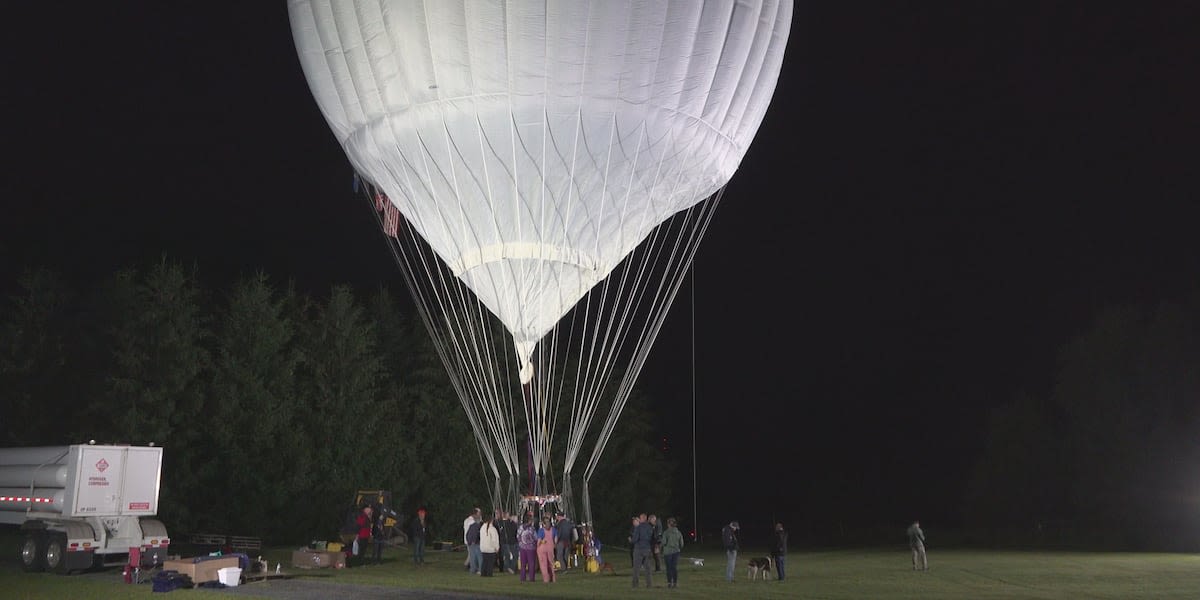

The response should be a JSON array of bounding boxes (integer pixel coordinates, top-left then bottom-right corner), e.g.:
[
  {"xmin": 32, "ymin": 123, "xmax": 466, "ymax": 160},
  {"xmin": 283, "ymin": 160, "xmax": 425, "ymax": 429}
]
[
  {"xmin": 685, "ymin": 557, "xmax": 705, "ymax": 567},
  {"xmin": 747, "ymin": 556, "xmax": 773, "ymax": 580}
]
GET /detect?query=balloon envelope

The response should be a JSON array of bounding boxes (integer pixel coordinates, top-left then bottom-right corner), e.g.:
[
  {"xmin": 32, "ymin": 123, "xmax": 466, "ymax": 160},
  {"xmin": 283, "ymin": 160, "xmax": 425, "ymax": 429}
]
[{"xmin": 290, "ymin": 0, "xmax": 792, "ymax": 367}]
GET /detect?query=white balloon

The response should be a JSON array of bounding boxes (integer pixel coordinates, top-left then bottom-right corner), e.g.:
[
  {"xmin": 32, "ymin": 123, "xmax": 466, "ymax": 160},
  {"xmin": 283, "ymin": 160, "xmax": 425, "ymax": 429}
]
[{"xmin": 290, "ymin": 0, "xmax": 792, "ymax": 372}]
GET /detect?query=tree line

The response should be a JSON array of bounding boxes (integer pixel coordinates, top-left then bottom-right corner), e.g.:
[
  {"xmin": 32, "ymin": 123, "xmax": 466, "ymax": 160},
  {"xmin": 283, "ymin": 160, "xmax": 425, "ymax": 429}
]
[
  {"xmin": 9, "ymin": 258, "xmax": 1192, "ymax": 550},
  {"xmin": 965, "ymin": 295, "xmax": 1200, "ymax": 550},
  {"xmin": 0, "ymin": 260, "xmax": 674, "ymax": 545}
]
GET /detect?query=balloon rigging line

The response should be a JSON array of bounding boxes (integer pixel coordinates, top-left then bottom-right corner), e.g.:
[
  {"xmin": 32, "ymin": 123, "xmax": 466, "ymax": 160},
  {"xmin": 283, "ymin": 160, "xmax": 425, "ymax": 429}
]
[
  {"xmin": 691, "ymin": 261, "xmax": 699, "ymax": 542},
  {"xmin": 580, "ymin": 124, "xmax": 717, "ymax": 480},
  {"xmin": 365, "ymin": 168, "xmax": 719, "ymax": 518},
  {"xmin": 347, "ymin": 4, "xmax": 774, "ymax": 519},
  {"xmin": 293, "ymin": 0, "xmax": 795, "ymax": 524},
  {"xmin": 363, "ymin": 122, "xmax": 725, "ymax": 520},
  {"xmin": 583, "ymin": 191, "xmax": 722, "ymax": 481},
  {"xmin": 365, "ymin": 191, "xmax": 502, "ymax": 483}
]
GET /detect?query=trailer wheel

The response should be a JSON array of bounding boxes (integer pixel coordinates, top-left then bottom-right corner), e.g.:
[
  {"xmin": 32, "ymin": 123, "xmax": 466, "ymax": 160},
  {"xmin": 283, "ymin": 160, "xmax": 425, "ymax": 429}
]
[
  {"xmin": 20, "ymin": 531, "xmax": 46, "ymax": 572},
  {"xmin": 44, "ymin": 532, "xmax": 68, "ymax": 574}
]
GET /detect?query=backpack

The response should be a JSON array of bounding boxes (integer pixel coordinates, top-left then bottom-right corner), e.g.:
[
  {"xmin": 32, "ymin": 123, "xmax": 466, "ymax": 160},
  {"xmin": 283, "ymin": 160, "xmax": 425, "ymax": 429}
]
[{"xmin": 152, "ymin": 570, "xmax": 194, "ymax": 593}]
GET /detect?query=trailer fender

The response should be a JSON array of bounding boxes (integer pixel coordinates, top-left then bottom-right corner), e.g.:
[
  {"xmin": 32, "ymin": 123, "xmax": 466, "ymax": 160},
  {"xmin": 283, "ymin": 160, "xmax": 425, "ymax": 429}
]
[
  {"xmin": 61, "ymin": 520, "xmax": 98, "ymax": 572},
  {"xmin": 19, "ymin": 519, "xmax": 47, "ymax": 532},
  {"xmin": 138, "ymin": 518, "xmax": 170, "ymax": 566}
]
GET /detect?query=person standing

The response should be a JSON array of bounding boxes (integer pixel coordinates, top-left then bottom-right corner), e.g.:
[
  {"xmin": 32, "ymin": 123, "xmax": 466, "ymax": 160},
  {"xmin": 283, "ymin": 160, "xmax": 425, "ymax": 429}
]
[
  {"xmin": 369, "ymin": 504, "xmax": 386, "ymax": 564},
  {"xmin": 353, "ymin": 504, "xmax": 374, "ymax": 567},
  {"xmin": 907, "ymin": 520, "xmax": 928, "ymax": 571},
  {"xmin": 554, "ymin": 512, "xmax": 575, "ymax": 570},
  {"xmin": 499, "ymin": 512, "xmax": 518, "ymax": 574},
  {"xmin": 648, "ymin": 514, "xmax": 664, "ymax": 572},
  {"xmin": 465, "ymin": 509, "xmax": 483, "ymax": 574},
  {"xmin": 517, "ymin": 514, "xmax": 538, "ymax": 582},
  {"xmin": 479, "ymin": 514, "xmax": 500, "ymax": 577},
  {"xmin": 770, "ymin": 522, "xmax": 788, "ymax": 581},
  {"xmin": 627, "ymin": 516, "xmax": 639, "ymax": 563},
  {"xmin": 410, "ymin": 508, "xmax": 430, "ymax": 565},
  {"xmin": 581, "ymin": 524, "xmax": 599, "ymax": 570},
  {"xmin": 536, "ymin": 516, "xmax": 558, "ymax": 583},
  {"xmin": 661, "ymin": 517, "xmax": 684, "ymax": 588},
  {"xmin": 630, "ymin": 513, "xmax": 654, "ymax": 588},
  {"xmin": 721, "ymin": 520, "xmax": 740, "ymax": 582},
  {"xmin": 462, "ymin": 508, "xmax": 479, "ymax": 570}
]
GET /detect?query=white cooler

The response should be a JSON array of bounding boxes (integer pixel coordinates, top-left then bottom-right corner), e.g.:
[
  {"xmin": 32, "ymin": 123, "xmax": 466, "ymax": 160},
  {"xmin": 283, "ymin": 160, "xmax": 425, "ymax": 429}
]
[{"xmin": 217, "ymin": 566, "xmax": 242, "ymax": 586}]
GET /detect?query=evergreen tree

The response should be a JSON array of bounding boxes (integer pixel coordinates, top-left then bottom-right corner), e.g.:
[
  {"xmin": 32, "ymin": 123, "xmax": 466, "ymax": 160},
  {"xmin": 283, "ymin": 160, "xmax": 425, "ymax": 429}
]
[
  {"xmin": 294, "ymin": 285, "xmax": 386, "ymax": 535},
  {"xmin": 966, "ymin": 298, "xmax": 1200, "ymax": 549},
  {"xmin": 195, "ymin": 274, "xmax": 308, "ymax": 539},
  {"xmin": 0, "ymin": 268, "xmax": 77, "ymax": 445},
  {"xmin": 86, "ymin": 260, "xmax": 208, "ymax": 444},
  {"xmin": 585, "ymin": 389, "xmax": 675, "ymax": 542},
  {"xmin": 964, "ymin": 390, "xmax": 1063, "ymax": 546},
  {"xmin": 79, "ymin": 259, "xmax": 209, "ymax": 531},
  {"xmin": 370, "ymin": 287, "xmax": 481, "ymax": 522}
]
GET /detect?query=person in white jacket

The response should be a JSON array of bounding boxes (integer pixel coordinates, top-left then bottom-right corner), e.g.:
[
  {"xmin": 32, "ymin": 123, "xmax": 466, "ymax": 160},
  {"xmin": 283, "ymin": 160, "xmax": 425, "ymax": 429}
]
[
  {"xmin": 463, "ymin": 508, "xmax": 480, "ymax": 570},
  {"xmin": 479, "ymin": 513, "xmax": 501, "ymax": 577}
]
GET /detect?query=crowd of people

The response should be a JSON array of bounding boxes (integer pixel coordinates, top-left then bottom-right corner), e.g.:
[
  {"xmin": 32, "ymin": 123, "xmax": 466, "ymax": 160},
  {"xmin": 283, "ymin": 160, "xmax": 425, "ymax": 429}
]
[
  {"xmin": 338, "ymin": 500, "xmax": 928, "ymax": 586},
  {"xmin": 457, "ymin": 505, "xmax": 591, "ymax": 583}
]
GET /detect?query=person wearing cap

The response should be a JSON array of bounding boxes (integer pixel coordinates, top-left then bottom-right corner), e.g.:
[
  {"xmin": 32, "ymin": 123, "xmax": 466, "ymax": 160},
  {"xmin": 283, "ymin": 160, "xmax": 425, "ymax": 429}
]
[{"xmin": 721, "ymin": 520, "xmax": 740, "ymax": 582}]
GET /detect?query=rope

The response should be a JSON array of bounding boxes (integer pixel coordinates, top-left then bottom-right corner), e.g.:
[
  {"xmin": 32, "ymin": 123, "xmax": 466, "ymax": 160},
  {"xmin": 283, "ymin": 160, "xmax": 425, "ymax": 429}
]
[
  {"xmin": 358, "ymin": 101, "xmax": 728, "ymax": 533},
  {"xmin": 692, "ymin": 263, "xmax": 699, "ymax": 542}
]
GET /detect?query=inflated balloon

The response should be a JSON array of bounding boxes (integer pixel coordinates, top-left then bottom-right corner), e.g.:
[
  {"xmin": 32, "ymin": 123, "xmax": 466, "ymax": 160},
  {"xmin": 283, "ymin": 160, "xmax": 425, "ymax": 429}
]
[
  {"xmin": 290, "ymin": 0, "xmax": 792, "ymax": 382},
  {"xmin": 292, "ymin": 1, "xmax": 791, "ymax": 527}
]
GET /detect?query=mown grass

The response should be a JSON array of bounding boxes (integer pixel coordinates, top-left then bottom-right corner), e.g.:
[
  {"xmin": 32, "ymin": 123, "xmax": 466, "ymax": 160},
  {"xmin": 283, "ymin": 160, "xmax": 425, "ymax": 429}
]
[{"xmin": 4, "ymin": 531, "xmax": 1200, "ymax": 599}]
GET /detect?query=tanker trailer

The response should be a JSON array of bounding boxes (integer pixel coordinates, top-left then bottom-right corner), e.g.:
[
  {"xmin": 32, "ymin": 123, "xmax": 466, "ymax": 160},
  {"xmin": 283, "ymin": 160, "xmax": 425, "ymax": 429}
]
[{"xmin": 0, "ymin": 443, "xmax": 169, "ymax": 573}]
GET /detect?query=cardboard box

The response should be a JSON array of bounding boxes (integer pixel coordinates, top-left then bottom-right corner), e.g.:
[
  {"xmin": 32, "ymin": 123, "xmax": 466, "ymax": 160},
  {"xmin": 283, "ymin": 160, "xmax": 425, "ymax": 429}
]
[
  {"xmin": 292, "ymin": 549, "xmax": 346, "ymax": 569},
  {"xmin": 161, "ymin": 556, "xmax": 241, "ymax": 584}
]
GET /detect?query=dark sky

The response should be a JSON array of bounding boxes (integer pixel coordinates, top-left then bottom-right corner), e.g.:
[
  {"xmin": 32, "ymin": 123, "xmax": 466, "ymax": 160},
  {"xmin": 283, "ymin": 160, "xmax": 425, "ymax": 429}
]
[{"xmin": 4, "ymin": 3, "xmax": 1200, "ymax": 536}]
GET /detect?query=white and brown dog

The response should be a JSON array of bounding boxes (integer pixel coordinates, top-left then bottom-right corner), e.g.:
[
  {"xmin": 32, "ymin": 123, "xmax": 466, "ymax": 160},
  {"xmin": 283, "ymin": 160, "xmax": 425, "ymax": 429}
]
[{"xmin": 747, "ymin": 556, "xmax": 773, "ymax": 580}]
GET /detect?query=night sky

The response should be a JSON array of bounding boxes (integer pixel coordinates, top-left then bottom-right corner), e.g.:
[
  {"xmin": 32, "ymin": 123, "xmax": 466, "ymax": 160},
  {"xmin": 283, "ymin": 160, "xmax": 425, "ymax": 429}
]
[{"xmin": 4, "ymin": 3, "xmax": 1200, "ymax": 538}]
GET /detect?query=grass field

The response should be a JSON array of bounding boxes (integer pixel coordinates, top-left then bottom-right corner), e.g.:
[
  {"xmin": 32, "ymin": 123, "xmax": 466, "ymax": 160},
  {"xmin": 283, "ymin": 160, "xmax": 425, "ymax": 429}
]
[{"xmin": 5, "ymin": 534, "xmax": 1200, "ymax": 599}]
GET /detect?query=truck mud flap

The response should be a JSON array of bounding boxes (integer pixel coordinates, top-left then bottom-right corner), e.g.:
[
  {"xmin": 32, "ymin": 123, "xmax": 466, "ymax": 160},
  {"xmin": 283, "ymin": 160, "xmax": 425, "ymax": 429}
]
[{"xmin": 65, "ymin": 546, "xmax": 95, "ymax": 572}]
